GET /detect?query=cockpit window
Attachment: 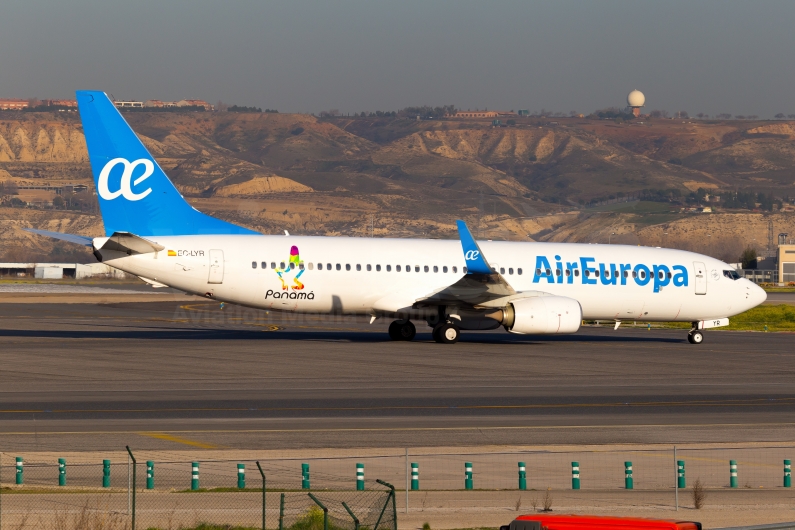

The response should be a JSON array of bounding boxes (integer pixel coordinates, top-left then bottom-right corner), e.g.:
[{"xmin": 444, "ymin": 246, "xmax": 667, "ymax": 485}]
[{"xmin": 723, "ymin": 269, "xmax": 740, "ymax": 280}]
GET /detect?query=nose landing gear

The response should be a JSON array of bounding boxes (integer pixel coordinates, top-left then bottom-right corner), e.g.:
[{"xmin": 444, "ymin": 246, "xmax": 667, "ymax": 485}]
[{"xmin": 687, "ymin": 329, "xmax": 704, "ymax": 344}]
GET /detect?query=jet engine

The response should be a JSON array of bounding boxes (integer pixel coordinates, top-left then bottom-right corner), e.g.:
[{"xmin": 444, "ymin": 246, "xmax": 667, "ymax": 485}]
[{"xmin": 488, "ymin": 296, "xmax": 582, "ymax": 334}]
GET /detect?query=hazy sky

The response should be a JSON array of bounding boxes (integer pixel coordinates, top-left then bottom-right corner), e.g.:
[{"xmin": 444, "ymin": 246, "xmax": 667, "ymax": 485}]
[{"xmin": 1, "ymin": 0, "xmax": 794, "ymax": 117}]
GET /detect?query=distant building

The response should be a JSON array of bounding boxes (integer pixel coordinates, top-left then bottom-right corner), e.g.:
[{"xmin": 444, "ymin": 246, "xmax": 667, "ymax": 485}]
[
  {"xmin": 43, "ymin": 99, "xmax": 77, "ymax": 108},
  {"xmin": 779, "ymin": 244, "xmax": 795, "ymax": 284},
  {"xmin": 114, "ymin": 101, "xmax": 144, "ymax": 108},
  {"xmin": 144, "ymin": 100, "xmax": 164, "ymax": 108},
  {"xmin": 517, "ymin": 110, "xmax": 530, "ymax": 116},
  {"xmin": 453, "ymin": 111, "xmax": 500, "ymax": 118},
  {"xmin": 177, "ymin": 99, "xmax": 213, "ymax": 110},
  {"xmin": 0, "ymin": 98, "xmax": 29, "ymax": 110},
  {"xmin": 0, "ymin": 262, "xmax": 127, "ymax": 279}
]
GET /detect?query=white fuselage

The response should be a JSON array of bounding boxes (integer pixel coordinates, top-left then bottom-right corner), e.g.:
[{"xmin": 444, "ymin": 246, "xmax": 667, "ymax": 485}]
[{"xmin": 98, "ymin": 235, "xmax": 766, "ymax": 323}]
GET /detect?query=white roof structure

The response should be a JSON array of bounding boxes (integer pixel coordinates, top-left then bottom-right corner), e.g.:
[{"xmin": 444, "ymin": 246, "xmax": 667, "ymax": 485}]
[{"xmin": 627, "ymin": 89, "xmax": 646, "ymax": 108}]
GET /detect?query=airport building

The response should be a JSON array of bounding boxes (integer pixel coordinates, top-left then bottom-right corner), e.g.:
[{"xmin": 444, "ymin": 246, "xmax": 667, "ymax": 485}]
[{"xmin": 0, "ymin": 262, "xmax": 128, "ymax": 279}]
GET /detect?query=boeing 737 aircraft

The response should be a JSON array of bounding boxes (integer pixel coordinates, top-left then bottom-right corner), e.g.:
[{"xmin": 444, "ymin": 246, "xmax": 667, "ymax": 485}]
[{"xmin": 28, "ymin": 91, "xmax": 767, "ymax": 344}]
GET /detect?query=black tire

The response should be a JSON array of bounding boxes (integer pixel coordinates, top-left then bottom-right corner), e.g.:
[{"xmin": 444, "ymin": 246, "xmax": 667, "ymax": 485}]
[
  {"xmin": 398, "ymin": 321, "xmax": 416, "ymax": 341},
  {"xmin": 688, "ymin": 330, "xmax": 704, "ymax": 344},
  {"xmin": 432, "ymin": 324, "xmax": 444, "ymax": 343},
  {"xmin": 388, "ymin": 321, "xmax": 400, "ymax": 341},
  {"xmin": 437, "ymin": 323, "xmax": 460, "ymax": 344}
]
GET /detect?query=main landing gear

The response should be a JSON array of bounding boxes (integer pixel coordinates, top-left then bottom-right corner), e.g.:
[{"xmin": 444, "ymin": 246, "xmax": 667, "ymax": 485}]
[
  {"xmin": 432, "ymin": 322, "xmax": 460, "ymax": 344},
  {"xmin": 687, "ymin": 328, "xmax": 704, "ymax": 344},
  {"xmin": 388, "ymin": 320, "xmax": 416, "ymax": 341}
]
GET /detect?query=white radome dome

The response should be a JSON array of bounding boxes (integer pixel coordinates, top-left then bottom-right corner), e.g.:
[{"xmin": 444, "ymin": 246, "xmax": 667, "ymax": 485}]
[{"xmin": 627, "ymin": 89, "xmax": 645, "ymax": 107}]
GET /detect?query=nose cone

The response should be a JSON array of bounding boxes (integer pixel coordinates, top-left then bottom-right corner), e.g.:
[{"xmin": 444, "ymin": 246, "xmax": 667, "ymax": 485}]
[{"xmin": 745, "ymin": 280, "xmax": 767, "ymax": 309}]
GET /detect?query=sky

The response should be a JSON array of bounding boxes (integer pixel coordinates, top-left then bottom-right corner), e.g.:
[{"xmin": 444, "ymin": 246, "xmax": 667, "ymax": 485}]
[{"xmin": 1, "ymin": 0, "xmax": 794, "ymax": 118}]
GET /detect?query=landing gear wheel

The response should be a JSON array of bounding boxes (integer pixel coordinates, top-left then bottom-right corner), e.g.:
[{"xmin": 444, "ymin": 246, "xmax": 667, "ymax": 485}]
[
  {"xmin": 436, "ymin": 323, "xmax": 460, "ymax": 344},
  {"xmin": 389, "ymin": 320, "xmax": 416, "ymax": 341},
  {"xmin": 687, "ymin": 330, "xmax": 704, "ymax": 344},
  {"xmin": 432, "ymin": 324, "xmax": 443, "ymax": 343}
]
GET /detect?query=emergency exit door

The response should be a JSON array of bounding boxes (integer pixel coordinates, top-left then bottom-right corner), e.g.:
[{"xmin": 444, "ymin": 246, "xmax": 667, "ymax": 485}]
[
  {"xmin": 693, "ymin": 261, "xmax": 706, "ymax": 295},
  {"xmin": 208, "ymin": 249, "xmax": 224, "ymax": 284}
]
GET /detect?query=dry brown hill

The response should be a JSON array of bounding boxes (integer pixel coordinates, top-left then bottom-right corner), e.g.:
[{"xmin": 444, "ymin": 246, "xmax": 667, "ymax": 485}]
[{"xmin": 1, "ymin": 111, "xmax": 793, "ymax": 260}]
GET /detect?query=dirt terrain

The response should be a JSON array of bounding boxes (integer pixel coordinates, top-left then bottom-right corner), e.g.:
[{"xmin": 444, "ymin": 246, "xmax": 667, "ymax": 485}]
[{"xmin": 0, "ymin": 111, "xmax": 793, "ymax": 260}]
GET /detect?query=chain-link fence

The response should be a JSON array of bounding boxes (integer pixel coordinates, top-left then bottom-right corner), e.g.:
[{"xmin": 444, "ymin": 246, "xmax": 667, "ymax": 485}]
[{"xmin": 2, "ymin": 445, "xmax": 794, "ymax": 529}]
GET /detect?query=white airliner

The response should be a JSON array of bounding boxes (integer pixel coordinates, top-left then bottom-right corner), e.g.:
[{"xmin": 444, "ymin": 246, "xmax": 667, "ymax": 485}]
[{"xmin": 28, "ymin": 91, "xmax": 767, "ymax": 344}]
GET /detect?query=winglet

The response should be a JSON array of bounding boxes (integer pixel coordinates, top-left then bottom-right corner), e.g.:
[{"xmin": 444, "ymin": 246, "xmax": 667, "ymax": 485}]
[{"xmin": 456, "ymin": 220, "xmax": 492, "ymax": 274}]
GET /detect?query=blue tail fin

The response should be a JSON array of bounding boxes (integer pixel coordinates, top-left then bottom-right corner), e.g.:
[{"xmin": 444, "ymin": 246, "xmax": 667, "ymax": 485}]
[{"xmin": 77, "ymin": 90, "xmax": 256, "ymax": 236}]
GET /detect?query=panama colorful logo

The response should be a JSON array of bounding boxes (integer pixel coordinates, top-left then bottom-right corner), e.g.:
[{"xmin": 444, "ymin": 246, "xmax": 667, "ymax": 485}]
[{"xmin": 276, "ymin": 245, "xmax": 305, "ymax": 290}]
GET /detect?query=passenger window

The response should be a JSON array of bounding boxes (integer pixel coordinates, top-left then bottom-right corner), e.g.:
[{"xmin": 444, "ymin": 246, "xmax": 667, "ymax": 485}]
[
  {"xmin": 556, "ymin": 269, "xmax": 561, "ymax": 276},
  {"xmin": 453, "ymin": 266, "xmax": 458, "ymax": 273},
  {"xmin": 387, "ymin": 265, "xmax": 392, "ymax": 272},
  {"xmin": 289, "ymin": 262, "xmax": 295, "ymax": 270},
  {"xmin": 356, "ymin": 264, "xmax": 361, "ymax": 271},
  {"xmin": 396, "ymin": 265, "xmax": 402, "ymax": 272},
  {"xmin": 261, "ymin": 261, "xmax": 267, "ymax": 269},
  {"xmin": 318, "ymin": 263, "xmax": 323, "ymax": 270},
  {"xmin": 415, "ymin": 266, "xmax": 420, "ymax": 272},
  {"xmin": 594, "ymin": 269, "xmax": 599, "ymax": 277},
  {"xmin": 574, "ymin": 270, "xmax": 580, "ymax": 277},
  {"xmin": 623, "ymin": 271, "xmax": 628, "ymax": 278},
  {"xmin": 443, "ymin": 266, "xmax": 448, "ymax": 273},
  {"xmin": 376, "ymin": 264, "xmax": 381, "ymax": 271},
  {"xmin": 367, "ymin": 264, "xmax": 372, "ymax": 271},
  {"xmin": 545, "ymin": 268, "xmax": 551, "ymax": 276},
  {"xmin": 345, "ymin": 264, "xmax": 351, "ymax": 271},
  {"xmin": 433, "ymin": 265, "xmax": 438, "ymax": 273},
  {"xmin": 584, "ymin": 270, "xmax": 590, "ymax": 277},
  {"xmin": 499, "ymin": 267, "xmax": 505, "ymax": 274},
  {"xmin": 632, "ymin": 271, "xmax": 637, "ymax": 278},
  {"xmin": 424, "ymin": 265, "xmax": 429, "ymax": 272},
  {"xmin": 536, "ymin": 268, "xmax": 541, "ymax": 275},
  {"xmin": 280, "ymin": 262, "xmax": 286, "ymax": 269},
  {"xmin": 565, "ymin": 269, "xmax": 570, "ymax": 277},
  {"xmin": 299, "ymin": 263, "xmax": 304, "ymax": 270},
  {"xmin": 667, "ymin": 272, "xmax": 672, "ymax": 279},
  {"xmin": 659, "ymin": 271, "xmax": 664, "ymax": 280},
  {"xmin": 406, "ymin": 265, "xmax": 410, "ymax": 272},
  {"xmin": 252, "ymin": 261, "xmax": 257, "ymax": 269},
  {"xmin": 518, "ymin": 268, "xmax": 522, "ymax": 275},
  {"xmin": 336, "ymin": 264, "xmax": 341, "ymax": 271},
  {"xmin": 463, "ymin": 266, "xmax": 468, "ymax": 273},
  {"xmin": 508, "ymin": 268, "xmax": 513, "ymax": 275},
  {"xmin": 640, "ymin": 271, "xmax": 646, "ymax": 280}
]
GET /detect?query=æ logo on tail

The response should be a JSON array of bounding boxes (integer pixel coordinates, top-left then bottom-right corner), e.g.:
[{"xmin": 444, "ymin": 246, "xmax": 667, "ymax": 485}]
[{"xmin": 98, "ymin": 158, "xmax": 155, "ymax": 201}]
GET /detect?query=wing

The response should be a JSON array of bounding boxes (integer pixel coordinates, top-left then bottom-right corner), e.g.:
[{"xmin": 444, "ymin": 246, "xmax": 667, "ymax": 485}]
[{"xmin": 413, "ymin": 220, "xmax": 519, "ymax": 308}]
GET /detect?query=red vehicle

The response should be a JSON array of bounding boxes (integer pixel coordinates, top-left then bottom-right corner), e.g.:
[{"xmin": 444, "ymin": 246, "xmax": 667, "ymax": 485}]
[{"xmin": 503, "ymin": 515, "xmax": 702, "ymax": 530}]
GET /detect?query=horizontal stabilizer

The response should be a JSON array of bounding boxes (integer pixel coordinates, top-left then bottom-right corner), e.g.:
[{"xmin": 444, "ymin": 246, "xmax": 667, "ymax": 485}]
[
  {"xmin": 94, "ymin": 232, "xmax": 165, "ymax": 255},
  {"xmin": 24, "ymin": 228, "xmax": 93, "ymax": 246}
]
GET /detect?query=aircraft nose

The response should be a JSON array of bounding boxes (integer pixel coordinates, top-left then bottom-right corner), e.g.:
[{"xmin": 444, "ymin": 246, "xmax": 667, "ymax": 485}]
[{"xmin": 745, "ymin": 280, "xmax": 767, "ymax": 308}]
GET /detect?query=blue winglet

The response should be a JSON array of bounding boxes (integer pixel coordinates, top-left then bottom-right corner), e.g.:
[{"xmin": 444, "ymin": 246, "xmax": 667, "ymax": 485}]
[{"xmin": 456, "ymin": 220, "xmax": 492, "ymax": 274}]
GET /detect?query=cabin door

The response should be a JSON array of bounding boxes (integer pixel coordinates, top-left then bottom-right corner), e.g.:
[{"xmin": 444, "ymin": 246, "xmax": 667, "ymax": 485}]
[
  {"xmin": 208, "ymin": 249, "xmax": 224, "ymax": 284},
  {"xmin": 693, "ymin": 261, "xmax": 707, "ymax": 295}
]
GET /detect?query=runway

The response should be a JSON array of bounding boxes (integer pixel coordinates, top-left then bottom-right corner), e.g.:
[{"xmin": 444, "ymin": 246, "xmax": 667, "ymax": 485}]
[{"xmin": 0, "ymin": 298, "xmax": 793, "ymax": 451}]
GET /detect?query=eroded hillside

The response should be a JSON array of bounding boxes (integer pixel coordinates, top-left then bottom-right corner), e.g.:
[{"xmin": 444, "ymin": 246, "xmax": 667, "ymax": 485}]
[{"xmin": 1, "ymin": 111, "xmax": 793, "ymax": 260}]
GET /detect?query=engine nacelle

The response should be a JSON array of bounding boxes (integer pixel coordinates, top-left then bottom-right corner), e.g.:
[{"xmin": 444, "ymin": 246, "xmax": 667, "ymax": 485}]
[{"xmin": 495, "ymin": 296, "xmax": 582, "ymax": 334}]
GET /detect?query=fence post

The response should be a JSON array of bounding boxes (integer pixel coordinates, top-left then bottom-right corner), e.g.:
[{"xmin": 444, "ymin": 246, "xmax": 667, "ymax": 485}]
[
  {"xmin": 465, "ymin": 462, "xmax": 473, "ymax": 490},
  {"xmin": 308, "ymin": 492, "xmax": 329, "ymax": 530},
  {"xmin": 191, "ymin": 461, "xmax": 200, "ymax": 490},
  {"xmin": 238, "ymin": 463, "xmax": 246, "ymax": 489},
  {"xmin": 279, "ymin": 492, "xmax": 285, "ymax": 530},
  {"xmin": 126, "ymin": 446, "xmax": 137, "ymax": 530},
  {"xmin": 103, "ymin": 459, "xmax": 111, "ymax": 488},
  {"xmin": 342, "ymin": 501, "xmax": 360, "ymax": 530},
  {"xmin": 730, "ymin": 460, "xmax": 738, "ymax": 488},
  {"xmin": 785, "ymin": 459, "xmax": 791, "ymax": 488},
  {"xmin": 375, "ymin": 479, "xmax": 396, "ymax": 530},
  {"xmin": 518, "ymin": 462, "xmax": 526, "ymax": 490},
  {"xmin": 16, "ymin": 457, "xmax": 23, "ymax": 485},
  {"xmin": 302, "ymin": 462, "xmax": 310, "ymax": 489},
  {"xmin": 677, "ymin": 460, "xmax": 686, "ymax": 489},
  {"xmin": 146, "ymin": 461, "xmax": 154, "ymax": 489},
  {"xmin": 58, "ymin": 458, "xmax": 66, "ymax": 486},
  {"xmin": 674, "ymin": 446, "xmax": 678, "ymax": 511},
  {"xmin": 571, "ymin": 461, "xmax": 580, "ymax": 490},
  {"xmin": 357, "ymin": 462, "xmax": 365, "ymax": 490},
  {"xmin": 411, "ymin": 462, "xmax": 419, "ymax": 491},
  {"xmin": 625, "ymin": 461, "xmax": 633, "ymax": 490},
  {"xmin": 256, "ymin": 461, "xmax": 266, "ymax": 530}
]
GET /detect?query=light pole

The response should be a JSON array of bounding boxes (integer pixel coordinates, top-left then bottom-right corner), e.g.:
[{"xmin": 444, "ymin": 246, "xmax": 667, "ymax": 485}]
[{"xmin": 609, "ymin": 232, "xmax": 616, "ymax": 244}]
